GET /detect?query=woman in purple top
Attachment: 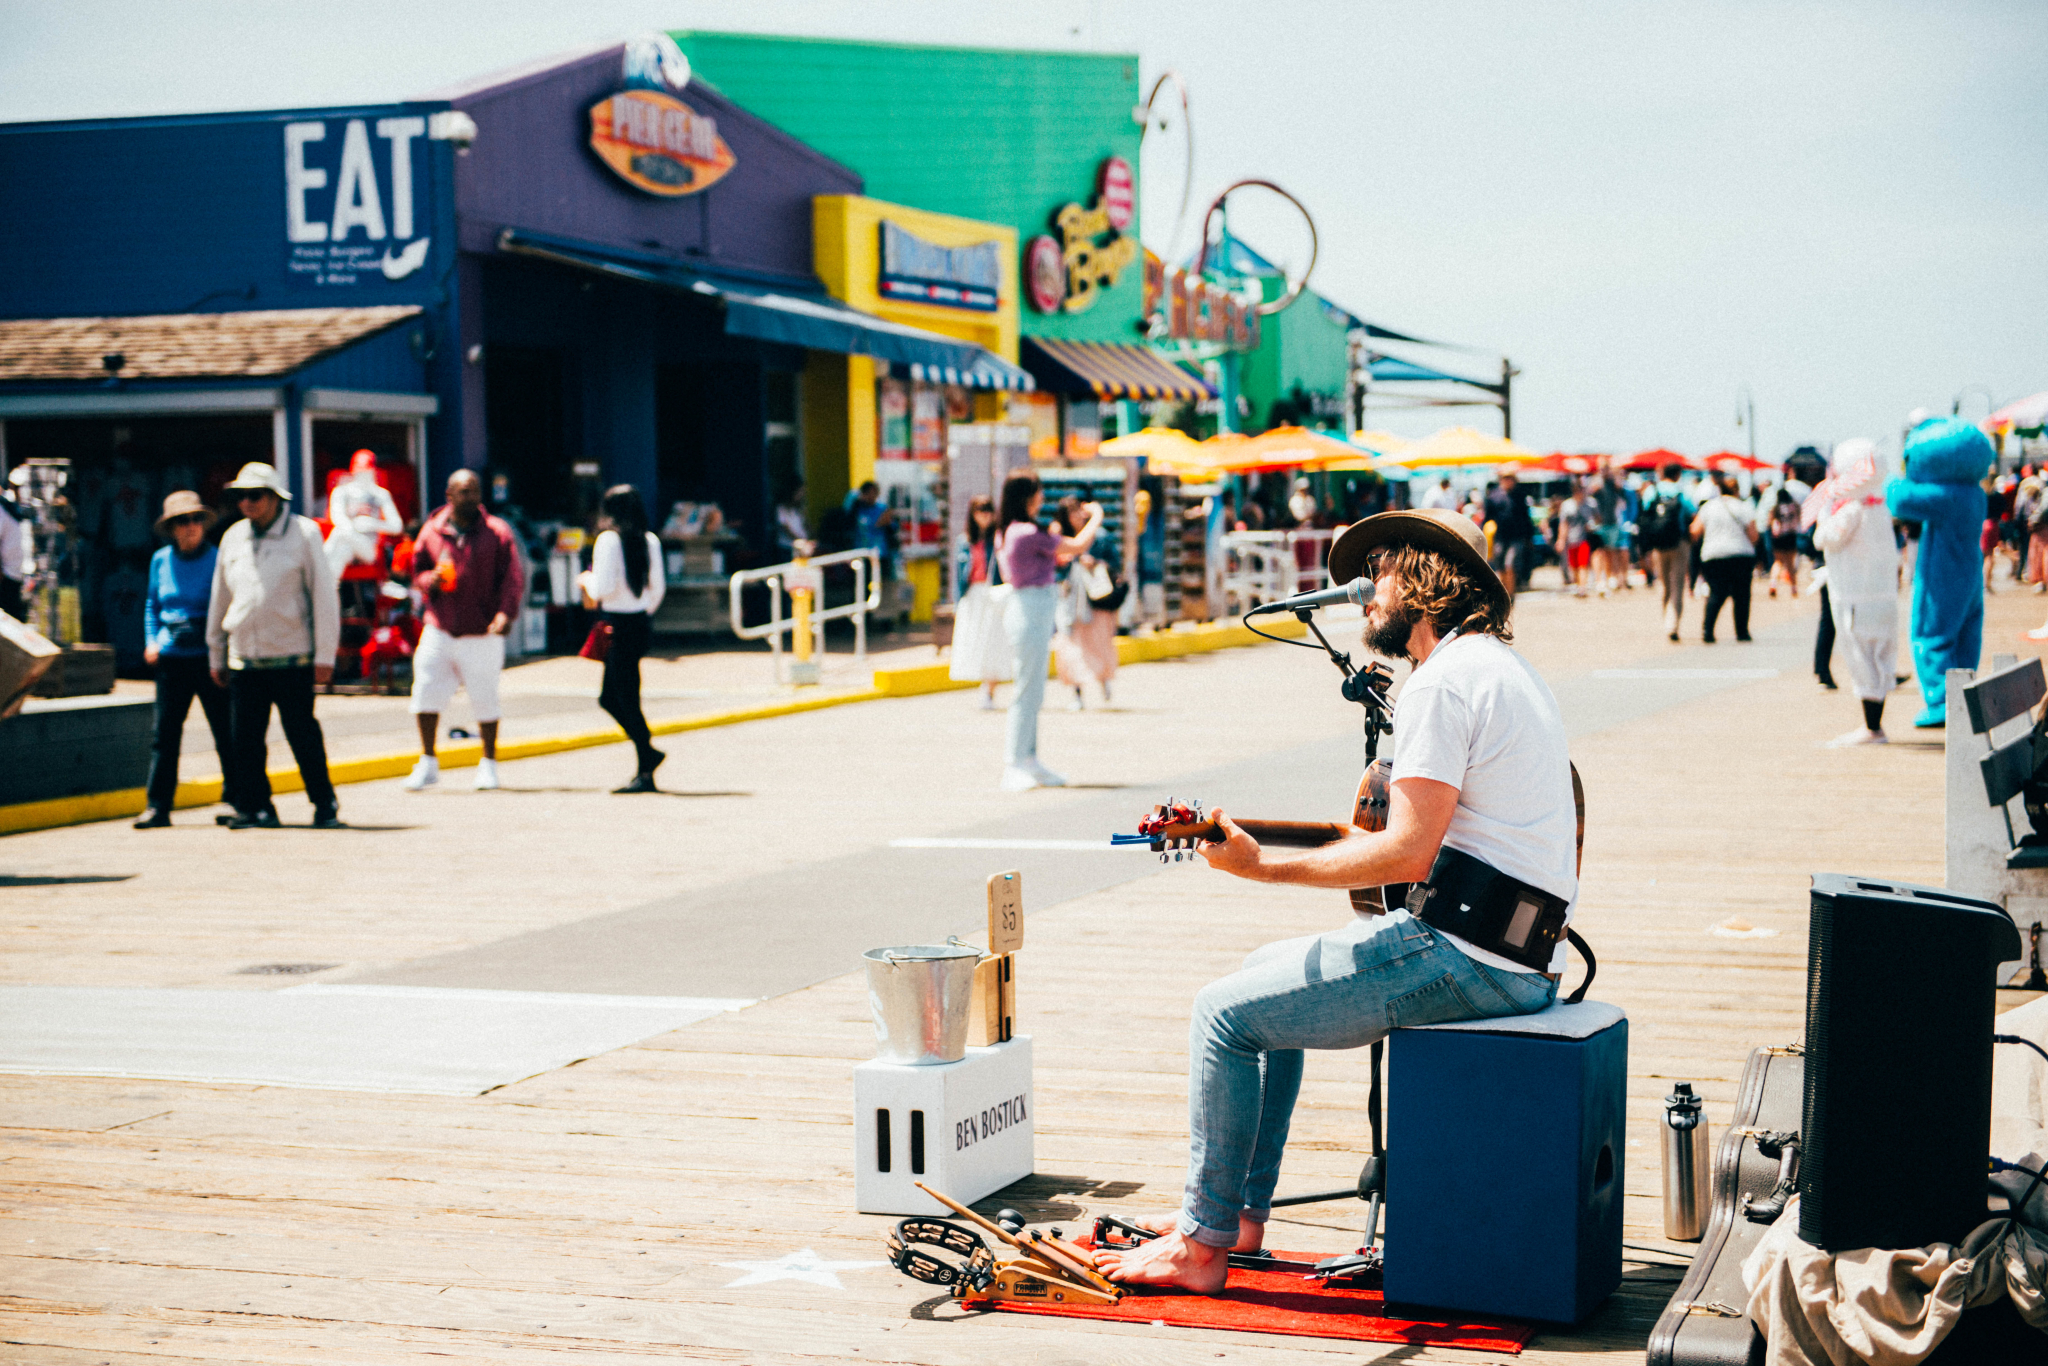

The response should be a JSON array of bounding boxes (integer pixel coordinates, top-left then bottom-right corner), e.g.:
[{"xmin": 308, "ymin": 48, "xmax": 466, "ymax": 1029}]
[{"xmin": 995, "ymin": 471, "xmax": 1104, "ymax": 791}]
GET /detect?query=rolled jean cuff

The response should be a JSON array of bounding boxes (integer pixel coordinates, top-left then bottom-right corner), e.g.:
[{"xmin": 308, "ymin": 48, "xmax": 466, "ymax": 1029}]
[
  {"xmin": 1240, "ymin": 1207, "xmax": 1270, "ymax": 1225},
  {"xmin": 1177, "ymin": 1213, "xmax": 1239, "ymax": 1249}
]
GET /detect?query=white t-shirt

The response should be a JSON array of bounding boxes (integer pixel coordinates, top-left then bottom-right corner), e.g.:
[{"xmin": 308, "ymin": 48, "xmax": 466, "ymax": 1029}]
[
  {"xmin": 0, "ymin": 499, "xmax": 25, "ymax": 581},
  {"xmin": 1697, "ymin": 495, "xmax": 1755, "ymax": 562},
  {"xmin": 1389, "ymin": 632, "xmax": 1577, "ymax": 973},
  {"xmin": 588, "ymin": 529, "xmax": 667, "ymax": 614}
]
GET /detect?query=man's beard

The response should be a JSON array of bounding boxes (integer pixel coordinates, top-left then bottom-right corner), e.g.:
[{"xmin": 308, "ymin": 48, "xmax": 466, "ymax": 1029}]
[{"xmin": 1363, "ymin": 600, "xmax": 1423, "ymax": 660}]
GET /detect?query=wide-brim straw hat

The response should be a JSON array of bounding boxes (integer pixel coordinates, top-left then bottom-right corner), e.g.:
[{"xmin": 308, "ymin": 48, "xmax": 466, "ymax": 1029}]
[
  {"xmin": 154, "ymin": 490, "xmax": 217, "ymax": 537},
  {"xmin": 1328, "ymin": 508, "xmax": 1510, "ymax": 615},
  {"xmin": 224, "ymin": 462, "xmax": 291, "ymax": 499}
]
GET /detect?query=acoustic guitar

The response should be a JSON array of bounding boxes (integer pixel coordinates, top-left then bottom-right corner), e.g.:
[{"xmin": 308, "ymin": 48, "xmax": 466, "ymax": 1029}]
[{"xmin": 1115, "ymin": 762, "xmax": 1586, "ymax": 919}]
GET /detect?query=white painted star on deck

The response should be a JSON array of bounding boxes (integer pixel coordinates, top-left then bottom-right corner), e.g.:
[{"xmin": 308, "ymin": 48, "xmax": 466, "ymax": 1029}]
[{"xmin": 719, "ymin": 1248, "xmax": 888, "ymax": 1289}]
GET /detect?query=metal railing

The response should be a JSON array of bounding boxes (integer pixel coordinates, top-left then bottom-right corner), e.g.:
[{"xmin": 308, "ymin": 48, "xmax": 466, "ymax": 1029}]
[
  {"xmin": 1220, "ymin": 528, "xmax": 1337, "ymax": 616},
  {"xmin": 728, "ymin": 547, "xmax": 882, "ymax": 683}
]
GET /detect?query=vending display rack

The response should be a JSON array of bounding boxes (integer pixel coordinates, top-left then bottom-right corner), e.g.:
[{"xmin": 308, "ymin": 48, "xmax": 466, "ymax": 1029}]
[
  {"xmin": 1162, "ymin": 478, "xmax": 1211, "ymax": 623},
  {"xmin": 1035, "ymin": 464, "xmax": 1133, "ymax": 583}
]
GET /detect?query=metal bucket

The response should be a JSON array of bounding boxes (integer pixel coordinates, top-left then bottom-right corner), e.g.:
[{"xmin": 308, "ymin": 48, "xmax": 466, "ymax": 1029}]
[{"xmin": 863, "ymin": 940, "xmax": 982, "ymax": 1065}]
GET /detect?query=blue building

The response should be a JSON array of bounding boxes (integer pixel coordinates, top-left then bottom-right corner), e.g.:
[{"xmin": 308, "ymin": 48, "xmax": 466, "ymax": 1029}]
[{"xmin": 0, "ymin": 38, "xmax": 1028, "ymax": 660}]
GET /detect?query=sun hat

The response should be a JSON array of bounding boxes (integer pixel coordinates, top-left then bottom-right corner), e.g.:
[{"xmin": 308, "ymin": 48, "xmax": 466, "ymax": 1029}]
[
  {"xmin": 153, "ymin": 490, "xmax": 217, "ymax": 537},
  {"xmin": 224, "ymin": 462, "xmax": 291, "ymax": 500},
  {"xmin": 1327, "ymin": 508, "xmax": 1509, "ymax": 614}
]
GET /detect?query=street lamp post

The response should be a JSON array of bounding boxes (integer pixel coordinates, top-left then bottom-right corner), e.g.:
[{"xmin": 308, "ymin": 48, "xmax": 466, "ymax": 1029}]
[{"xmin": 1736, "ymin": 384, "xmax": 1757, "ymax": 462}]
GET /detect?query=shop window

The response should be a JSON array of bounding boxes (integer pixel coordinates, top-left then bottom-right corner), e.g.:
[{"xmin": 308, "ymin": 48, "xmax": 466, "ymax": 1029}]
[
  {"xmin": 308, "ymin": 420, "xmax": 418, "ymax": 526},
  {"xmin": 877, "ymin": 377, "xmax": 910, "ymax": 461},
  {"xmin": 656, "ymin": 360, "xmax": 765, "ymax": 561},
  {"xmin": 765, "ymin": 370, "xmax": 801, "ymax": 507},
  {"xmin": 485, "ymin": 344, "xmax": 571, "ymax": 522},
  {"xmin": 2, "ymin": 413, "xmax": 272, "ymax": 670}
]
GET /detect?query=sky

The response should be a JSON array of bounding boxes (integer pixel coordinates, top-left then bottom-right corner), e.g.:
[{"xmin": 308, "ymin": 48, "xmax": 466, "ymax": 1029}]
[{"xmin": 2, "ymin": 0, "xmax": 2042, "ymax": 457}]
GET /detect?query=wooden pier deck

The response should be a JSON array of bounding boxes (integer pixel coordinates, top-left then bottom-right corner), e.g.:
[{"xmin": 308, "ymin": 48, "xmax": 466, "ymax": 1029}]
[{"xmin": 5, "ymin": 576, "xmax": 2042, "ymax": 1364}]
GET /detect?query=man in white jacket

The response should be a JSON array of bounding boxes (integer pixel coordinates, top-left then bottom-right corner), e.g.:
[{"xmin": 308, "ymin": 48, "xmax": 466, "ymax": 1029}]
[
  {"xmin": 1806, "ymin": 439, "xmax": 1900, "ymax": 746},
  {"xmin": 206, "ymin": 463, "xmax": 343, "ymax": 828}
]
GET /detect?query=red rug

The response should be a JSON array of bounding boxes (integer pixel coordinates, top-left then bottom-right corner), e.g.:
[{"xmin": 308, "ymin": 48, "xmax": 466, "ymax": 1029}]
[{"xmin": 989, "ymin": 1250, "xmax": 1534, "ymax": 1352}]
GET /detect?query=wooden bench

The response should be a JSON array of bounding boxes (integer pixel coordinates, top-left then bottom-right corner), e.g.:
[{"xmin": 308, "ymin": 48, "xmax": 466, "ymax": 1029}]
[{"xmin": 1945, "ymin": 659, "xmax": 2048, "ymax": 985}]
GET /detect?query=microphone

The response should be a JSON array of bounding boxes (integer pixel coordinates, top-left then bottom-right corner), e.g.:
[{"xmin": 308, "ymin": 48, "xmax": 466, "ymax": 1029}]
[{"xmin": 1246, "ymin": 579, "xmax": 1375, "ymax": 616}]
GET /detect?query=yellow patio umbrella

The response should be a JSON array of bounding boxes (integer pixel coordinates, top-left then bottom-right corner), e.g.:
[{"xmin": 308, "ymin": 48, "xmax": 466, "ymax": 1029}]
[
  {"xmin": 1349, "ymin": 430, "xmax": 1415, "ymax": 459},
  {"xmin": 1239, "ymin": 425, "xmax": 1368, "ymax": 470},
  {"xmin": 1099, "ymin": 426, "xmax": 1206, "ymax": 463},
  {"xmin": 1388, "ymin": 425, "xmax": 1544, "ymax": 468},
  {"xmin": 1099, "ymin": 426, "xmax": 1229, "ymax": 481}
]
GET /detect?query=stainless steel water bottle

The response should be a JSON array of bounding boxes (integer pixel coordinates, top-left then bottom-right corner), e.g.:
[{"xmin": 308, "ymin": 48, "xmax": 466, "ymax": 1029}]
[{"xmin": 1662, "ymin": 1082, "xmax": 1711, "ymax": 1240}]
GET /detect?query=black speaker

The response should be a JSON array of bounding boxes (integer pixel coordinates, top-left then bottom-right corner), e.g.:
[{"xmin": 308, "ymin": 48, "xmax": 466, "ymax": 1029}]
[{"xmin": 1799, "ymin": 875, "xmax": 2020, "ymax": 1253}]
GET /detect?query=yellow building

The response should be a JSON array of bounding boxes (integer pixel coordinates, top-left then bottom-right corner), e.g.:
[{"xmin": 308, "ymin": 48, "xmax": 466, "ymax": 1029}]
[{"xmin": 808, "ymin": 195, "xmax": 1021, "ymax": 619}]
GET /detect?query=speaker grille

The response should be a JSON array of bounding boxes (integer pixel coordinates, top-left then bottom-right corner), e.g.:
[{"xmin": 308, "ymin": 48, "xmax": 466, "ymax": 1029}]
[{"xmin": 1799, "ymin": 876, "xmax": 2019, "ymax": 1252}]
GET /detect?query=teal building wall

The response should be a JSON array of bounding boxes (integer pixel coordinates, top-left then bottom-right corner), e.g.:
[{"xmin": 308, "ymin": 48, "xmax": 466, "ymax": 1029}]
[{"xmin": 670, "ymin": 31, "xmax": 1144, "ymax": 343}]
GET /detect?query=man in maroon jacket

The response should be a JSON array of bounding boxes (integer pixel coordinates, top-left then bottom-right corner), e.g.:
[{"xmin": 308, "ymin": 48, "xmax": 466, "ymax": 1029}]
[{"xmin": 403, "ymin": 469, "xmax": 525, "ymax": 792}]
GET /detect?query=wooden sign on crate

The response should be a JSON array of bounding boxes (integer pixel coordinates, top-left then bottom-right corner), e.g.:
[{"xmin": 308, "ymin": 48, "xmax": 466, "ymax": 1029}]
[{"xmin": 970, "ymin": 870, "xmax": 1021, "ymax": 1047}]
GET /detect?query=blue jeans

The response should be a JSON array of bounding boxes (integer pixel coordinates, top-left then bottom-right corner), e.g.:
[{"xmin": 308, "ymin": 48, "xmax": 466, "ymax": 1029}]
[
  {"xmin": 1178, "ymin": 910, "xmax": 1558, "ymax": 1247},
  {"xmin": 1003, "ymin": 585, "xmax": 1057, "ymax": 766}
]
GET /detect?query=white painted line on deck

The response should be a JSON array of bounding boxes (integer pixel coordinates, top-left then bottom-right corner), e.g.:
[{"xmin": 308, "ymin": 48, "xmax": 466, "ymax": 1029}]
[
  {"xmin": 889, "ymin": 837, "xmax": 1116, "ymax": 851},
  {"xmin": 1588, "ymin": 668, "xmax": 1780, "ymax": 680},
  {"xmin": 284, "ymin": 983, "xmax": 757, "ymax": 1011}
]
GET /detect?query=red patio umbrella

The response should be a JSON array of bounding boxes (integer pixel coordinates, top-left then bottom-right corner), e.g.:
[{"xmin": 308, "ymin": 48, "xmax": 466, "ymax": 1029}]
[
  {"xmin": 1533, "ymin": 452, "xmax": 1604, "ymax": 476},
  {"xmin": 1622, "ymin": 448, "xmax": 1692, "ymax": 472},
  {"xmin": 1698, "ymin": 450, "xmax": 1774, "ymax": 473}
]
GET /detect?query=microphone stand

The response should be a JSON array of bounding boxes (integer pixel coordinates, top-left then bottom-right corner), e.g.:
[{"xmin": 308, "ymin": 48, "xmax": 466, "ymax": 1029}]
[
  {"xmin": 1289, "ymin": 606, "xmax": 1394, "ymax": 764},
  {"xmin": 1259, "ymin": 606, "xmax": 1394, "ymax": 1251}
]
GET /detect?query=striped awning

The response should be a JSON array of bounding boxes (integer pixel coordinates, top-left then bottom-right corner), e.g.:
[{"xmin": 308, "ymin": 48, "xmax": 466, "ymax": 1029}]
[
  {"xmin": 906, "ymin": 355, "xmax": 1035, "ymax": 391},
  {"xmin": 1021, "ymin": 338, "xmax": 1213, "ymax": 401}
]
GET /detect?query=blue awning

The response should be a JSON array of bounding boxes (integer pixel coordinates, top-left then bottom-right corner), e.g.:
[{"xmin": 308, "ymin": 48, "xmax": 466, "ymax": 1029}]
[
  {"xmin": 1368, "ymin": 354, "xmax": 1494, "ymax": 387},
  {"xmin": 496, "ymin": 229, "xmax": 1034, "ymax": 390}
]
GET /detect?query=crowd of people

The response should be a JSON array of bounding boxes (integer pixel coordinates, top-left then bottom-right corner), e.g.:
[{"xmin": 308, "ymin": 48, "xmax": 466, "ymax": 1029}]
[{"xmin": 129, "ymin": 463, "xmax": 671, "ymax": 829}]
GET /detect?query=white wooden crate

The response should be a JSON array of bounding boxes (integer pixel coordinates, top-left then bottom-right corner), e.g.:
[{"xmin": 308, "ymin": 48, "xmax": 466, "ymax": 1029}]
[{"xmin": 853, "ymin": 1036, "xmax": 1033, "ymax": 1215}]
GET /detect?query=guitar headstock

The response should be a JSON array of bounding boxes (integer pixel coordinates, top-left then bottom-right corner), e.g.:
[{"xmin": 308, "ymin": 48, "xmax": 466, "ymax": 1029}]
[{"xmin": 1131, "ymin": 798, "xmax": 1222, "ymax": 861}]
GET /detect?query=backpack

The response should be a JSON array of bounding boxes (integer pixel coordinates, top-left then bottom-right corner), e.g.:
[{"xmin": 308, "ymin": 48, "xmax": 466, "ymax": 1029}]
[{"xmin": 1637, "ymin": 490, "xmax": 1684, "ymax": 550}]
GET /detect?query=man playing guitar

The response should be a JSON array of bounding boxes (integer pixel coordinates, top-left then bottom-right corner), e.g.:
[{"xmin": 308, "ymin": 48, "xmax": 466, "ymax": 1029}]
[{"xmin": 1097, "ymin": 508, "xmax": 1578, "ymax": 1291}]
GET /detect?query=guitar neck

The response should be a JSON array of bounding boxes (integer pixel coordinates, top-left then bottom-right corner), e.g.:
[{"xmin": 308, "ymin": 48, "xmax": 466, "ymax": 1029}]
[{"xmin": 1229, "ymin": 818, "xmax": 1354, "ymax": 847}]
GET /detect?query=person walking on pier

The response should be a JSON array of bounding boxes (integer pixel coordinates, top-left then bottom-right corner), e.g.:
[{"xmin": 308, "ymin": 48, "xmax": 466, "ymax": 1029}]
[
  {"xmin": 1693, "ymin": 473, "xmax": 1757, "ymax": 644},
  {"xmin": 134, "ymin": 491, "xmax": 241, "ymax": 828},
  {"xmin": 580, "ymin": 485, "xmax": 666, "ymax": 793},
  {"xmin": 403, "ymin": 470, "xmax": 525, "ymax": 793},
  {"xmin": 994, "ymin": 470, "xmax": 1102, "ymax": 791},
  {"xmin": 1808, "ymin": 439, "xmax": 1899, "ymax": 745},
  {"xmin": 205, "ymin": 463, "xmax": 341, "ymax": 829}
]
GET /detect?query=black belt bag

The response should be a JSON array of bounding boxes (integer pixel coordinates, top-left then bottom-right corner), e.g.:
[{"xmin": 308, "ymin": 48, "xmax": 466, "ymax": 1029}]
[{"xmin": 1404, "ymin": 846, "xmax": 1572, "ymax": 974}]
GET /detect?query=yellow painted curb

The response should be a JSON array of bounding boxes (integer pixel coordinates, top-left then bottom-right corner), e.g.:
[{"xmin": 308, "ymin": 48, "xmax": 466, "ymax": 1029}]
[{"xmin": 0, "ymin": 615, "xmax": 1308, "ymax": 837}]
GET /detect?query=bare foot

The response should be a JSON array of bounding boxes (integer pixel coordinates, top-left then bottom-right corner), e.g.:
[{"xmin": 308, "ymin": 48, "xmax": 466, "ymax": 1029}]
[
  {"xmin": 1095, "ymin": 1228, "xmax": 1229, "ymax": 1291},
  {"xmin": 1132, "ymin": 1212, "xmax": 1265, "ymax": 1252}
]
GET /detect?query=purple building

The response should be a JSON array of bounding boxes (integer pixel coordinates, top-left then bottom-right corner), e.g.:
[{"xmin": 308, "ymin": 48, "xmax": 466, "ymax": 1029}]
[{"xmin": 0, "ymin": 37, "xmax": 1027, "ymax": 663}]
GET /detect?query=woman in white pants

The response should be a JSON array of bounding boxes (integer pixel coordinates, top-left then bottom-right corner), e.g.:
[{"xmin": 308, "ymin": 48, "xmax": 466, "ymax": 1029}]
[
  {"xmin": 1808, "ymin": 438, "xmax": 1900, "ymax": 746},
  {"xmin": 994, "ymin": 471, "xmax": 1103, "ymax": 792}
]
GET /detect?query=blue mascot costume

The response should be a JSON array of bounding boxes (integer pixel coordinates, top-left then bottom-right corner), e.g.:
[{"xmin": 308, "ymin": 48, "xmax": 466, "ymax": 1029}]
[{"xmin": 1885, "ymin": 416, "xmax": 1995, "ymax": 728}]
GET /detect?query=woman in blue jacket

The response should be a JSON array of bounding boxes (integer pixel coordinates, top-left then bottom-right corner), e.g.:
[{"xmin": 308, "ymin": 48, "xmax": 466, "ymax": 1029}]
[{"xmin": 135, "ymin": 491, "xmax": 240, "ymax": 828}]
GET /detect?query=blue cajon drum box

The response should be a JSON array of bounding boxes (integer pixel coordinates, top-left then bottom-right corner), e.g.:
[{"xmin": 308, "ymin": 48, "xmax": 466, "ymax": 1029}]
[{"xmin": 1383, "ymin": 1000, "xmax": 1627, "ymax": 1325}]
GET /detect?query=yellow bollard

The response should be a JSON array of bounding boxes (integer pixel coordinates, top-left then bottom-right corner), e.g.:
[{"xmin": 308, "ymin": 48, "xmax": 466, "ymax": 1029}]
[{"xmin": 789, "ymin": 542, "xmax": 821, "ymax": 685}]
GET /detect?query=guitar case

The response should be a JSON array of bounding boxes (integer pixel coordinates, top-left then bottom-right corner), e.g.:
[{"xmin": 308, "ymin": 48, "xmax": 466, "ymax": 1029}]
[
  {"xmin": 1649, "ymin": 1047, "xmax": 2048, "ymax": 1366},
  {"xmin": 1647, "ymin": 1044, "xmax": 1801, "ymax": 1366}
]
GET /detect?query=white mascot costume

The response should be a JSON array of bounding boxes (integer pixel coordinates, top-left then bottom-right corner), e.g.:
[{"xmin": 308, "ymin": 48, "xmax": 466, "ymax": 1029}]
[
  {"xmin": 1805, "ymin": 437, "xmax": 1900, "ymax": 744},
  {"xmin": 324, "ymin": 449, "xmax": 403, "ymax": 576}
]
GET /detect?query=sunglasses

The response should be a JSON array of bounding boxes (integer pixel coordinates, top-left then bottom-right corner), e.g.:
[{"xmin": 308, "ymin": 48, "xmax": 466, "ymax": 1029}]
[
  {"xmin": 235, "ymin": 491, "xmax": 273, "ymax": 504},
  {"xmin": 166, "ymin": 513, "xmax": 207, "ymax": 527}
]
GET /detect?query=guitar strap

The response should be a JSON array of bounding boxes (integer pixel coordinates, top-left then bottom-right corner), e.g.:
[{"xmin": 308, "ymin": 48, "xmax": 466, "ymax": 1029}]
[{"xmin": 1404, "ymin": 847, "xmax": 1572, "ymax": 973}]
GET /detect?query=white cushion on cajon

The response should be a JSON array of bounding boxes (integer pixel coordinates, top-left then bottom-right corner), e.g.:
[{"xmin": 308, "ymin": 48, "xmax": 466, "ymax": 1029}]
[{"xmin": 1400, "ymin": 999, "xmax": 1625, "ymax": 1041}]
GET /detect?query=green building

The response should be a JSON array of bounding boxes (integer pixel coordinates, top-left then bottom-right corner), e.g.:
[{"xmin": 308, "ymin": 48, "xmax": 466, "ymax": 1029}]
[{"xmin": 670, "ymin": 32, "xmax": 1145, "ymax": 344}]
